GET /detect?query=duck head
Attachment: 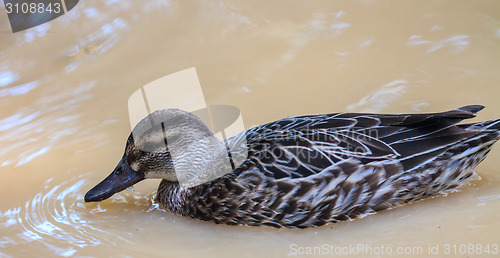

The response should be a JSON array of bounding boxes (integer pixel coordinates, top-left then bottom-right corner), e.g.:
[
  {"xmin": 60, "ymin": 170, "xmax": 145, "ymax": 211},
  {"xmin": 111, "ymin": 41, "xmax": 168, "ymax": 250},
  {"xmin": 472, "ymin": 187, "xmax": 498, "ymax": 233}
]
[{"xmin": 84, "ymin": 108, "xmax": 227, "ymax": 202}]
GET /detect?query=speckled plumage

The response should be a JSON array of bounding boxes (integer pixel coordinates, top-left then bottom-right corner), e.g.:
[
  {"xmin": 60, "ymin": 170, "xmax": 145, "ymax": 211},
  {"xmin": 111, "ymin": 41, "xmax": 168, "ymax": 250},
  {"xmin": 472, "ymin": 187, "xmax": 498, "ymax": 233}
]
[
  {"xmin": 85, "ymin": 105, "xmax": 500, "ymax": 228},
  {"xmin": 153, "ymin": 105, "xmax": 500, "ymax": 228}
]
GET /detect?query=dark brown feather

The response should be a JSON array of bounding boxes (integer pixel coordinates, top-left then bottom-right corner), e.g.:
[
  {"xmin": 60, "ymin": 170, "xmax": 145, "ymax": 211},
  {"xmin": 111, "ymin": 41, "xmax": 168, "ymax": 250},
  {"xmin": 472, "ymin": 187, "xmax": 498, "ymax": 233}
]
[{"xmin": 156, "ymin": 105, "xmax": 500, "ymax": 228}]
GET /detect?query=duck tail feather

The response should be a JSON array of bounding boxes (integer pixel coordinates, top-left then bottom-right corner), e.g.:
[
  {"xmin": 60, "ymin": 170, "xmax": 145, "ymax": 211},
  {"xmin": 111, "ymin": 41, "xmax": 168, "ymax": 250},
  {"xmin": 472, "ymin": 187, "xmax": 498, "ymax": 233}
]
[
  {"xmin": 429, "ymin": 105, "xmax": 485, "ymax": 122},
  {"xmin": 456, "ymin": 105, "xmax": 485, "ymax": 114}
]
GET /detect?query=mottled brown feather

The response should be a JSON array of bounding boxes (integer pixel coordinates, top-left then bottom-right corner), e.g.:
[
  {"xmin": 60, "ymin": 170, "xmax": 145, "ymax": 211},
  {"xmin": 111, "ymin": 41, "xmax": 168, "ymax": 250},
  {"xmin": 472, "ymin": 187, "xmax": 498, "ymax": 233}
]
[{"xmin": 155, "ymin": 105, "xmax": 500, "ymax": 228}]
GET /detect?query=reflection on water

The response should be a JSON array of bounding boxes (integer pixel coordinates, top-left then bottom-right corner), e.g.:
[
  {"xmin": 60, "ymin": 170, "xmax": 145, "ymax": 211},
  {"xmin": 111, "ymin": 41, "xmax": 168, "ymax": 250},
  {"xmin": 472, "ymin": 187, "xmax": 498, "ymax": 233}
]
[
  {"xmin": 1, "ymin": 0, "xmax": 500, "ymax": 257},
  {"xmin": 407, "ymin": 34, "xmax": 470, "ymax": 54},
  {"xmin": 0, "ymin": 81, "xmax": 38, "ymax": 98},
  {"xmin": 0, "ymin": 173, "xmax": 156, "ymax": 256},
  {"xmin": 346, "ymin": 80, "xmax": 407, "ymax": 113},
  {"xmin": 0, "ymin": 71, "xmax": 19, "ymax": 87},
  {"xmin": 0, "ymin": 82, "xmax": 97, "ymax": 168},
  {"xmin": 1, "ymin": 175, "xmax": 103, "ymax": 256},
  {"xmin": 64, "ymin": 17, "xmax": 129, "ymax": 73}
]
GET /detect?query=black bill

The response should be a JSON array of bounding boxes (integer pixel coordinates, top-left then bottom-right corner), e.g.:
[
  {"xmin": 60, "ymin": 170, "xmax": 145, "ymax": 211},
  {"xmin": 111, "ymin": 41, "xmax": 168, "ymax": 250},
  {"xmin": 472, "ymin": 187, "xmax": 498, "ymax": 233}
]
[{"xmin": 84, "ymin": 156, "xmax": 144, "ymax": 202}]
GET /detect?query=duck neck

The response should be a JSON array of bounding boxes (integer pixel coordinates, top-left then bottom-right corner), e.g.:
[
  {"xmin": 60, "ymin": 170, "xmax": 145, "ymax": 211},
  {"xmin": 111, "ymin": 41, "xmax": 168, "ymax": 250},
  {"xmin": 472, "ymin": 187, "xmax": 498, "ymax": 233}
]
[
  {"xmin": 168, "ymin": 134, "xmax": 232, "ymax": 188},
  {"xmin": 156, "ymin": 179, "xmax": 191, "ymax": 216}
]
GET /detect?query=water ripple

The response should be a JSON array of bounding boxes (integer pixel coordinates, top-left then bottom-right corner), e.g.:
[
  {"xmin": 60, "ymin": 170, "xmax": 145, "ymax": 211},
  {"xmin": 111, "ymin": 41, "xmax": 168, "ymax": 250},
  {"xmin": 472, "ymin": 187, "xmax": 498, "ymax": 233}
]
[
  {"xmin": 0, "ymin": 174, "xmax": 117, "ymax": 256},
  {"xmin": 407, "ymin": 34, "xmax": 470, "ymax": 54}
]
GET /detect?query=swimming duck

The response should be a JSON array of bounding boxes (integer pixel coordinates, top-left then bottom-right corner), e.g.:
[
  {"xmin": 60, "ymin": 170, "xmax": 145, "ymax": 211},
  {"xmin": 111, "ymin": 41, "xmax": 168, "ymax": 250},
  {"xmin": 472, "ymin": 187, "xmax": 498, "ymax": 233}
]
[{"xmin": 85, "ymin": 105, "xmax": 500, "ymax": 228}]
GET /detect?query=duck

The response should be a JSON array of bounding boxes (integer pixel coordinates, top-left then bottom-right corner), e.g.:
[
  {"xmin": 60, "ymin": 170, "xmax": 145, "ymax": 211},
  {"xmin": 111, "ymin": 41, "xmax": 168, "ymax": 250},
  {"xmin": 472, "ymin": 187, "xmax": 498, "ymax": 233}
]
[{"xmin": 84, "ymin": 105, "xmax": 500, "ymax": 228}]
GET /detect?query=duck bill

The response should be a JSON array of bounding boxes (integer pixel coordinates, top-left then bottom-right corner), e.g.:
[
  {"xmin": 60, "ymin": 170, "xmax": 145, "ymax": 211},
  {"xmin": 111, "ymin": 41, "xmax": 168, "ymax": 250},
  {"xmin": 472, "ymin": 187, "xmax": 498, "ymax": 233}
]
[{"xmin": 84, "ymin": 157, "xmax": 144, "ymax": 202}]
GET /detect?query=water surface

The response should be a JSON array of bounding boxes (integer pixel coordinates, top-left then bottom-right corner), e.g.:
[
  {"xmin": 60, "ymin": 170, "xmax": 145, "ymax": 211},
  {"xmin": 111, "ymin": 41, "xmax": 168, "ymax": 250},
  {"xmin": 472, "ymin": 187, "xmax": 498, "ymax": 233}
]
[{"xmin": 1, "ymin": 1, "xmax": 500, "ymax": 257}]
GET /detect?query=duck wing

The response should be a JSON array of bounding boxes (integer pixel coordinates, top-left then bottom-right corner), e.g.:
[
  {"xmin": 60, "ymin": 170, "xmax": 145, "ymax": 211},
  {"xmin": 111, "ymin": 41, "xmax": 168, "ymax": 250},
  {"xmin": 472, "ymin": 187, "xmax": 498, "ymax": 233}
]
[
  {"xmin": 185, "ymin": 105, "xmax": 500, "ymax": 228},
  {"xmin": 233, "ymin": 105, "xmax": 492, "ymax": 179}
]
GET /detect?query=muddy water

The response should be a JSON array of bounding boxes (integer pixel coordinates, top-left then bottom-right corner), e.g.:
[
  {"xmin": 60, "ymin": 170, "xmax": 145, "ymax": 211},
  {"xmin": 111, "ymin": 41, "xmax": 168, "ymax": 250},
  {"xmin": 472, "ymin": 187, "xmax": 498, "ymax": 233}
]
[{"xmin": 1, "ymin": 0, "xmax": 500, "ymax": 257}]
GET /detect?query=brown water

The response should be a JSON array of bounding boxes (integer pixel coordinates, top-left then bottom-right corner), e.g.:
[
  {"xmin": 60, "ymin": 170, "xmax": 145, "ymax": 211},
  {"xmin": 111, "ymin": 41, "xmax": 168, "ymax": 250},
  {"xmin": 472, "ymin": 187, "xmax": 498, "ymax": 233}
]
[{"xmin": 1, "ymin": 0, "xmax": 500, "ymax": 257}]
